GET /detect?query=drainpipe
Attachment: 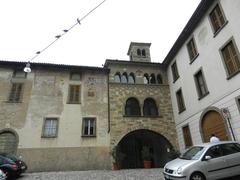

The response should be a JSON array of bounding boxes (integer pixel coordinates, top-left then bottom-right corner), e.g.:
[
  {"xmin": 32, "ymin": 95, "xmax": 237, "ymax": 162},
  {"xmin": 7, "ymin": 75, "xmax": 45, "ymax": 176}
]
[{"xmin": 107, "ymin": 72, "xmax": 110, "ymax": 133}]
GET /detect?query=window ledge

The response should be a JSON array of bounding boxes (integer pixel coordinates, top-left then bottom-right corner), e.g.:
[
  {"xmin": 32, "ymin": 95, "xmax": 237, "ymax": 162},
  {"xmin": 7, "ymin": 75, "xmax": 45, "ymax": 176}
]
[
  {"xmin": 67, "ymin": 102, "xmax": 81, "ymax": 104},
  {"xmin": 5, "ymin": 101, "xmax": 23, "ymax": 103},
  {"xmin": 226, "ymin": 69, "xmax": 240, "ymax": 80},
  {"xmin": 213, "ymin": 21, "xmax": 228, "ymax": 38},
  {"xmin": 189, "ymin": 53, "xmax": 199, "ymax": 65},
  {"xmin": 123, "ymin": 115, "xmax": 162, "ymax": 118},
  {"xmin": 173, "ymin": 76, "xmax": 180, "ymax": 84},
  {"xmin": 178, "ymin": 108, "xmax": 186, "ymax": 114},
  {"xmin": 198, "ymin": 91, "xmax": 210, "ymax": 101},
  {"xmin": 41, "ymin": 136, "xmax": 57, "ymax": 138},
  {"xmin": 81, "ymin": 135, "xmax": 96, "ymax": 138}
]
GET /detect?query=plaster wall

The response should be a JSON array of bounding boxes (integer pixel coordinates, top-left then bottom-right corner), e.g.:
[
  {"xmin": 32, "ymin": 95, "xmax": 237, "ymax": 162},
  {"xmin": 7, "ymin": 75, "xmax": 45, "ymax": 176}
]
[{"xmin": 166, "ymin": 0, "xmax": 240, "ymax": 150}]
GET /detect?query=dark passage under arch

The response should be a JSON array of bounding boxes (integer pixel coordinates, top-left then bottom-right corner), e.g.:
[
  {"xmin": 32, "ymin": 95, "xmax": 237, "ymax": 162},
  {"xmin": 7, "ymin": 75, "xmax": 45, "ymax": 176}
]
[{"xmin": 118, "ymin": 129, "xmax": 173, "ymax": 169}]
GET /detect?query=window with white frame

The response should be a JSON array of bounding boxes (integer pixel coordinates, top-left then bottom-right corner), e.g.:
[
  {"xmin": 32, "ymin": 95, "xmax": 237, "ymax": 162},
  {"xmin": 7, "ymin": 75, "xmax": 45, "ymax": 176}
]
[
  {"xmin": 82, "ymin": 118, "xmax": 96, "ymax": 137},
  {"xmin": 42, "ymin": 118, "xmax": 59, "ymax": 138}
]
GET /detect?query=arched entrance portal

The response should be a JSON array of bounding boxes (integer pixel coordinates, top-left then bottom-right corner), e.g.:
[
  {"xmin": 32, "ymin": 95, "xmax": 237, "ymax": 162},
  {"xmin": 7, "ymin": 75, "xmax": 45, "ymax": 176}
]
[
  {"xmin": 201, "ymin": 110, "xmax": 229, "ymax": 142},
  {"xmin": 118, "ymin": 129, "xmax": 173, "ymax": 169},
  {"xmin": 0, "ymin": 131, "xmax": 18, "ymax": 154}
]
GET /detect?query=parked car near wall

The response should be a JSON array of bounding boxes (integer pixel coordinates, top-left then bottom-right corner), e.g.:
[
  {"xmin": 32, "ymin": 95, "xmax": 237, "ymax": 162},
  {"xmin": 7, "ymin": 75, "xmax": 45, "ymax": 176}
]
[
  {"xmin": 0, "ymin": 170, "xmax": 6, "ymax": 180},
  {"xmin": 163, "ymin": 141, "xmax": 240, "ymax": 180},
  {"xmin": 0, "ymin": 154, "xmax": 27, "ymax": 177},
  {"xmin": 0, "ymin": 155, "xmax": 18, "ymax": 179}
]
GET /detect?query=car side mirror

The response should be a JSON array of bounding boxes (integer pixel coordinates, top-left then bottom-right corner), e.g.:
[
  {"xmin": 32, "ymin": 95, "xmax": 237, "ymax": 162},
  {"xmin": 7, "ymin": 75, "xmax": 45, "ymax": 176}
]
[{"xmin": 205, "ymin": 155, "xmax": 212, "ymax": 161}]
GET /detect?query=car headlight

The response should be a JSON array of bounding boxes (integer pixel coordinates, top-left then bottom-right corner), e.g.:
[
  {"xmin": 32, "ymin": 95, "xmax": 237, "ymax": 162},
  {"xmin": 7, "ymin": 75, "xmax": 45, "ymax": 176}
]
[{"xmin": 177, "ymin": 167, "xmax": 182, "ymax": 175}]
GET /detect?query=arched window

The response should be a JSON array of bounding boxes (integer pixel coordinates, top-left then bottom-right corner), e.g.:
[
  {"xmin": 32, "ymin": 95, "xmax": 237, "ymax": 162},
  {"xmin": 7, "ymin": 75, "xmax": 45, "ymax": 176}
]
[
  {"xmin": 143, "ymin": 98, "xmax": 158, "ymax": 116},
  {"xmin": 149, "ymin": 74, "xmax": 156, "ymax": 84},
  {"xmin": 121, "ymin": 73, "xmax": 128, "ymax": 83},
  {"xmin": 125, "ymin": 98, "xmax": 141, "ymax": 116},
  {"xmin": 114, "ymin": 72, "xmax": 121, "ymax": 83},
  {"xmin": 142, "ymin": 49, "xmax": 146, "ymax": 57},
  {"xmin": 128, "ymin": 73, "xmax": 135, "ymax": 84},
  {"xmin": 143, "ymin": 74, "xmax": 149, "ymax": 84},
  {"xmin": 137, "ymin": 49, "xmax": 141, "ymax": 56},
  {"xmin": 157, "ymin": 74, "xmax": 163, "ymax": 84}
]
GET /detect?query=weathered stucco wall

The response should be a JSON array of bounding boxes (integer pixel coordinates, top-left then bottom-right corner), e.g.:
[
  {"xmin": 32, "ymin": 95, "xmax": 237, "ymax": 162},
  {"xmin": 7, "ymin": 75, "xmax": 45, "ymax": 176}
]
[
  {"xmin": 0, "ymin": 67, "xmax": 110, "ymax": 171},
  {"xmin": 18, "ymin": 146, "xmax": 111, "ymax": 172}
]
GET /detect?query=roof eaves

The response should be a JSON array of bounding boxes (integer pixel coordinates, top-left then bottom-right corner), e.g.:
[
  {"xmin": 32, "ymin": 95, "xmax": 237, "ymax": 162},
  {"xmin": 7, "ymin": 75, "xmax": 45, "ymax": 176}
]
[{"xmin": 162, "ymin": 0, "xmax": 215, "ymax": 66}]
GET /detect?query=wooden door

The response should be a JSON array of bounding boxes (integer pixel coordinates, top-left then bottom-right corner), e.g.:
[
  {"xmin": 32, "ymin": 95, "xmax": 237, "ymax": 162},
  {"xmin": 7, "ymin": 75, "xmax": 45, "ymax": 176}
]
[
  {"xmin": 0, "ymin": 132, "xmax": 17, "ymax": 153},
  {"xmin": 202, "ymin": 111, "xmax": 229, "ymax": 142}
]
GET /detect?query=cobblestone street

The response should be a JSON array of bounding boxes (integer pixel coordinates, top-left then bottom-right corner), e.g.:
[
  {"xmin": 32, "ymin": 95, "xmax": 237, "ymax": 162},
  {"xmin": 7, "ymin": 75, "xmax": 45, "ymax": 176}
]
[{"xmin": 19, "ymin": 169, "xmax": 164, "ymax": 180}]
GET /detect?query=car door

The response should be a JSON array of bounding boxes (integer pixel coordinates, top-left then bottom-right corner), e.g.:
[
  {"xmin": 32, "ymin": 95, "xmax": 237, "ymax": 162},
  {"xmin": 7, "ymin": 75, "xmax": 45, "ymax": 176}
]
[
  {"xmin": 220, "ymin": 143, "xmax": 240, "ymax": 177},
  {"xmin": 202, "ymin": 145, "xmax": 228, "ymax": 180}
]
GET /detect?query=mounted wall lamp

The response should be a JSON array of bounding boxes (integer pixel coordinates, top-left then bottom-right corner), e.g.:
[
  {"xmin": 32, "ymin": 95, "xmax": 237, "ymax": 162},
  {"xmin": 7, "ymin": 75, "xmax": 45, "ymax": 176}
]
[{"xmin": 23, "ymin": 61, "xmax": 31, "ymax": 73}]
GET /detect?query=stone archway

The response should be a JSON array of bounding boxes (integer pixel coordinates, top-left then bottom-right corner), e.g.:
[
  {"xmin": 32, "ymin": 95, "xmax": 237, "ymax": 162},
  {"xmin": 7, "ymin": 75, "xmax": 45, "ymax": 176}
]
[
  {"xmin": 0, "ymin": 129, "xmax": 18, "ymax": 154},
  {"xmin": 117, "ymin": 129, "xmax": 173, "ymax": 169},
  {"xmin": 201, "ymin": 110, "xmax": 229, "ymax": 142}
]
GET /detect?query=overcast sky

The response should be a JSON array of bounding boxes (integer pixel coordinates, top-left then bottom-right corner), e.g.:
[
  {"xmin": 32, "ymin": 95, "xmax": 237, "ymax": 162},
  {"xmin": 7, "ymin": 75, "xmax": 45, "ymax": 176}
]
[{"xmin": 0, "ymin": 0, "xmax": 201, "ymax": 67}]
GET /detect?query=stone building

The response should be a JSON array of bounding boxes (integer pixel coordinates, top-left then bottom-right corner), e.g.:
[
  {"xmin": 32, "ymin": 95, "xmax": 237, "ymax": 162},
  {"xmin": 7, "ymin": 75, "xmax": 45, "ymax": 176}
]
[
  {"xmin": 0, "ymin": 61, "xmax": 111, "ymax": 171},
  {"xmin": 104, "ymin": 42, "xmax": 178, "ymax": 168}
]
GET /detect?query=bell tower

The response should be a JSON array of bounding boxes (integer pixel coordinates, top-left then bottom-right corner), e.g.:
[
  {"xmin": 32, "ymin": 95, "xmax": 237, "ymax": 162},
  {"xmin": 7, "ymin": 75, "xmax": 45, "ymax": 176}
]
[{"xmin": 127, "ymin": 42, "xmax": 151, "ymax": 62}]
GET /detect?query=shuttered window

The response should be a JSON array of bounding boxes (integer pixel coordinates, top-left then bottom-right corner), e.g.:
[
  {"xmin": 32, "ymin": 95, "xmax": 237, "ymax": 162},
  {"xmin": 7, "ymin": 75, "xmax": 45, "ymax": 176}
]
[
  {"xmin": 8, "ymin": 83, "xmax": 23, "ymax": 102},
  {"xmin": 171, "ymin": 62, "xmax": 179, "ymax": 82},
  {"xmin": 194, "ymin": 70, "xmax": 209, "ymax": 99},
  {"xmin": 176, "ymin": 89, "xmax": 185, "ymax": 113},
  {"xmin": 182, "ymin": 125, "xmax": 193, "ymax": 148},
  {"xmin": 221, "ymin": 41, "xmax": 240, "ymax": 76},
  {"xmin": 187, "ymin": 38, "xmax": 198, "ymax": 61},
  {"xmin": 68, "ymin": 85, "xmax": 81, "ymax": 103},
  {"xmin": 209, "ymin": 4, "xmax": 226, "ymax": 33}
]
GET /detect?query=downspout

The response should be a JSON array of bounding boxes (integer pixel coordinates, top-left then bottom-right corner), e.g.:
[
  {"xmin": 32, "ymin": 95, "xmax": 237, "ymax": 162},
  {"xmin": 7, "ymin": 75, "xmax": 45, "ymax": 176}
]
[{"xmin": 107, "ymin": 72, "xmax": 110, "ymax": 133}]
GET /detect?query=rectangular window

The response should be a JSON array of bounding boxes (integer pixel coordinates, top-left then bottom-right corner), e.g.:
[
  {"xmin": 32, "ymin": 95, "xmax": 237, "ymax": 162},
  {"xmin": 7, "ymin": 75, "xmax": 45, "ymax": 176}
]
[
  {"xmin": 194, "ymin": 70, "xmax": 209, "ymax": 99},
  {"xmin": 42, "ymin": 118, "xmax": 58, "ymax": 138},
  {"xmin": 82, "ymin": 118, "xmax": 96, "ymax": 137},
  {"xmin": 209, "ymin": 4, "xmax": 226, "ymax": 34},
  {"xmin": 70, "ymin": 72, "xmax": 81, "ymax": 81},
  {"xmin": 8, "ymin": 83, "xmax": 23, "ymax": 102},
  {"xmin": 171, "ymin": 61, "xmax": 179, "ymax": 82},
  {"xmin": 176, "ymin": 89, "xmax": 185, "ymax": 113},
  {"xmin": 182, "ymin": 125, "xmax": 193, "ymax": 148},
  {"xmin": 187, "ymin": 38, "xmax": 198, "ymax": 61},
  {"xmin": 68, "ymin": 85, "xmax": 81, "ymax": 103},
  {"xmin": 221, "ymin": 40, "xmax": 240, "ymax": 77},
  {"xmin": 236, "ymin": 97, "xmax": 240, "ymax": 114}
]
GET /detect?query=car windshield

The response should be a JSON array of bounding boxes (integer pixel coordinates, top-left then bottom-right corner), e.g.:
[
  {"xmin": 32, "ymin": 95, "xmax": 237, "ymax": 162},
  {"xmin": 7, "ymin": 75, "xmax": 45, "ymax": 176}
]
[{"xmin": 180, "ymin": 146, "xmax": 205, "ymax": 160}]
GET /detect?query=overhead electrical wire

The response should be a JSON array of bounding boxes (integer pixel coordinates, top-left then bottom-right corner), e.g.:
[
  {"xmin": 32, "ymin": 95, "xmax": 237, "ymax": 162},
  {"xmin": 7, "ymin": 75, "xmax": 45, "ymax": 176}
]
[{"xmin": 29, "ymin": 0, "xmax": 106, "ymax": 62}]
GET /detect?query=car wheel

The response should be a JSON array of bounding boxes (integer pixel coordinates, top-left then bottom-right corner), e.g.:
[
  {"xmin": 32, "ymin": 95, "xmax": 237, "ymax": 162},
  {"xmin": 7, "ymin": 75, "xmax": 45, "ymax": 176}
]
[
  {"xmin": 190, "ymin": 172, "xmax": 205, "ymax": 180},
  {"xmin": 1, "ymin": 169, "xmax": 9, "ymax": 179}
]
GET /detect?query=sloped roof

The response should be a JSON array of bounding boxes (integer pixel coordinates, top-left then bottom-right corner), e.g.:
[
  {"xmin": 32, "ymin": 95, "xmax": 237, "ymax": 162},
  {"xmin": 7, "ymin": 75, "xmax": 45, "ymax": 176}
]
[{"xmin": 0, "ymin": 60, "xmax": 110, "ymax": 73}]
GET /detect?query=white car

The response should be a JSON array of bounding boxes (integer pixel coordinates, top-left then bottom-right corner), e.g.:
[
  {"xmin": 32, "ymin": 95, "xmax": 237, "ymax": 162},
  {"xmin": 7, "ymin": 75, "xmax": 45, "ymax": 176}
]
[
  {"xmin": 0, "ymin": 169, "xmax": 6, "ymax": 180},
  {"xmin": 163, "ymin": 141, "xmax": 240, "ymax": 180}
]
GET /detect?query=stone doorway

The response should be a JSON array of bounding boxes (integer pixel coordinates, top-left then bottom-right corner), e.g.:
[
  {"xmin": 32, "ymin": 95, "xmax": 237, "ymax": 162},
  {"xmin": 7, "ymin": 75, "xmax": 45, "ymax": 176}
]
[
  {"xmin": 0, "ymin": 130, "xmax": 18, "ymax": 154},
  {"xmin": 118, "ymin": 129, "xmax": 173, "ymax": 169},
  {"xmin": 201, "ymin": 110, "xmax": 229, "ymax": 142}
]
